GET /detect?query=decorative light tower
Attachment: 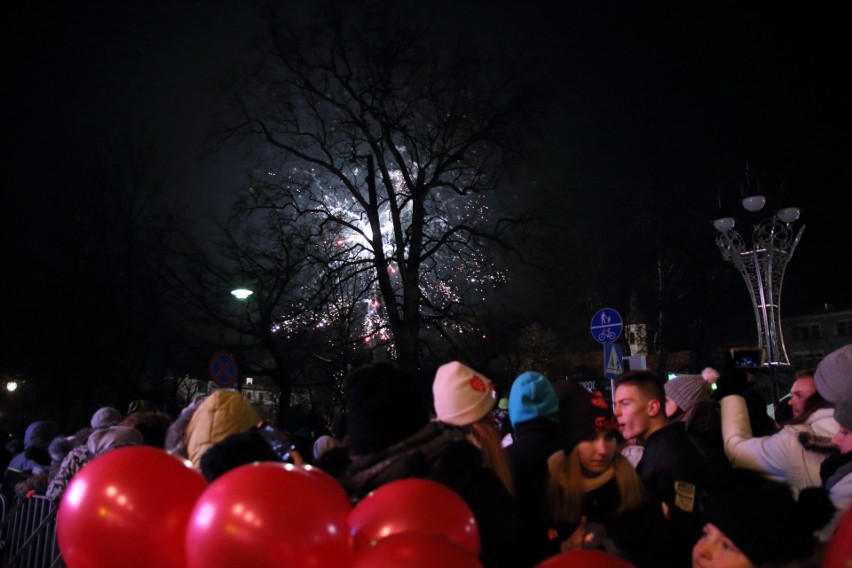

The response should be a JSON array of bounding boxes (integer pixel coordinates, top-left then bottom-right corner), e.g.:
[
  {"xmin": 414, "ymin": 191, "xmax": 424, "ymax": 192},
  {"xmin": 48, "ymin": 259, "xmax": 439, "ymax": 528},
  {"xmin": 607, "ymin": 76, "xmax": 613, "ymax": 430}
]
[{"xmin": 713, "ymin": 171, "xmax": 804, "ymax": 366}]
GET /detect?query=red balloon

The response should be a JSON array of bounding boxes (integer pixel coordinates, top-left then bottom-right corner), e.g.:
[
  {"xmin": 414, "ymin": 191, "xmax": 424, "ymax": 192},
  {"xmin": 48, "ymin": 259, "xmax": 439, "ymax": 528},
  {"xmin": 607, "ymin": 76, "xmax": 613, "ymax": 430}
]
[
  {"xmin": 348, "ymin": 478, "xmax": 480, "ymax": 556},
  {"xmin": 185, "ymin": 462, "xmax": 353, "ymax": 568},
  {"xmin": 352, "ymin": 532, "xmax": 483, "ymax": 568},
  {"xmin": 824, "ymin": 504, "xmax": 852, "ymax": 568},
  {"xmin": 290, "ymin": 464, "xmax": 352, "ymax": 512},
  {"xmin": 57, "ymin": 445, "xmax": 207, "ymax": 568},
  {"xmin": 535, "ymin": 549, "xmax": 636, "ymax": 568}
]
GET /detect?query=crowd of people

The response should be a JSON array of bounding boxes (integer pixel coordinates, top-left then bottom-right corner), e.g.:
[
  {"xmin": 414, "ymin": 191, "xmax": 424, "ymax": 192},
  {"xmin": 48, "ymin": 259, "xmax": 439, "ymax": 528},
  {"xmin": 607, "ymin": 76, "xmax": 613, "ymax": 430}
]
[{"xmin": 2, "ymin": 343, "xmax": 851, "ymax": 568}]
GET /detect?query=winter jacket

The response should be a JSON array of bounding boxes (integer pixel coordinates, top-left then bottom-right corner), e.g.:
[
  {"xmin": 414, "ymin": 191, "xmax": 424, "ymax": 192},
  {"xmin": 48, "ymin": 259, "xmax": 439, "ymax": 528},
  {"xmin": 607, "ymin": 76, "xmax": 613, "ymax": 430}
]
[
  {"xmin": 637, "ymin": 421, "xmax": 711, "ymax": 568},
  {"xmin": 326, "ymin": 421, "xmax": 529, "ymax": 568},
  {"xmin": 184, "ymin": 391, "xmax": 261, "ymax": 469},
  {"xmin": 547, "ymin": 468, "xmax": 679, "ymax": 568},
  {"xmin": 505, "ymin": 419, "xmax": 561, "ymax": 566},
  {"xmin": 721, "ymin": 395, "xmax": 839, "ymax": 491}
]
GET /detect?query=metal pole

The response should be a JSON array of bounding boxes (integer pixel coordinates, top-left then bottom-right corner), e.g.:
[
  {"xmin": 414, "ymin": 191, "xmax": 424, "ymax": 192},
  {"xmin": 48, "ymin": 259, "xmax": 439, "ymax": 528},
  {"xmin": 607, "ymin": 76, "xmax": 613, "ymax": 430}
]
[{"xmin": 715, "ymin": 216, "xmax": 804, "ymax": 366}]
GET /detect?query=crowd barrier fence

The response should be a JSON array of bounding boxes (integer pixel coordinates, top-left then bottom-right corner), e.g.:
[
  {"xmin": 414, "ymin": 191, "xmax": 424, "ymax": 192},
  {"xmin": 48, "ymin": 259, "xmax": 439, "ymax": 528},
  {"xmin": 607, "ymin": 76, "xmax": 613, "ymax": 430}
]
[{"xmin": 0, "ymin": 495, "xmax": 64, "ymax": 568}]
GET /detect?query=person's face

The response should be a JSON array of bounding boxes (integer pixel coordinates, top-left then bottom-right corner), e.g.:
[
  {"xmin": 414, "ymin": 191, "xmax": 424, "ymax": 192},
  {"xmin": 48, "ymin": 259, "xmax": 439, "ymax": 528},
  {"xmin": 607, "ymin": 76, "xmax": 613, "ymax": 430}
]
[
  {"xmin": 665, "ymin": 397, "xmax": 679, "ymax": 418},
  {"xmin": 614, "ymin": 384, "xmax": 654, "ymax": 441},
  {"xmin": 576, "ymin": 430, "xmax": 617, "ymax": 476},
  {"xmin": 788, "ymin": 377, "xmax": 816, "ymax": 418},
  {"xmin": 831, "ymin": 426, "xmax": 852, "ymax": 454},
  {"xmin": 692, "ymin": 523, "xmax": 754, "ymax": 568}
]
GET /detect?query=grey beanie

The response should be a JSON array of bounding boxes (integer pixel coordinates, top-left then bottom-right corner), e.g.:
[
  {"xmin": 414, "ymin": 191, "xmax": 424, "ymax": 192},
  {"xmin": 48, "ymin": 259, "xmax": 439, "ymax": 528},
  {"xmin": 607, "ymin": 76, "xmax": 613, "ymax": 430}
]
[
  {"xmin": 664, "ymin": 375, "xmax": 709, "ymax": 413},
  {"xmin": 814, "ymin": 345, "xmax": 852, "ymax": 403},
  {"xmin": 91, "ymin": 407, "xmax": 123, "ymax": 429},
  {"xmin": 833, "ymin": 395, "xmax": 852, "ymax": 431}
]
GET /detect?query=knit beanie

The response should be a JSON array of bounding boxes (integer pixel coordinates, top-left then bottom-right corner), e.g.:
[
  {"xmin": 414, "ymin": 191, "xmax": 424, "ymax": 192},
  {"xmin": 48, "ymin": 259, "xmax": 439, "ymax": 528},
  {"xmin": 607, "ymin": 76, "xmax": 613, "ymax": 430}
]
[
  {"xmin": 199, "ymin": 428, "xmax": 281, "ymax": 482},
  {"xmin": 345, "ymin": 361, "xmax": 430, "ymax": 454},
  {"xmin": 87, "ymin": 425, "xmax": 144, "ymax": 455},
  {"xmin": 703, "ymin": 470, "xmax": 834, "ymax": 565},
  {"xmin": 833, "ymin": 395, "xmax": 852, "ymax": 431},
  {"xmin": 91, "ymin": 407, "xmax": 123, "ymax": 429},
  {"xmin": 815, "ymin": 344, "xmax": 852, "ymax": 403},
  {"xmin": 432, "ymin": 361, "xmax": 496, "ymax": 426},
  {"xmin": 557, "ymin": 381, "xmax": 618, "ymax": 454},
  {"xmin": 664, "ymin": 375, "xmax": 710, "ymax": 414},
  {"xmin": 508, "ymin": 371, "xmax": 559, "ymax": 427}
]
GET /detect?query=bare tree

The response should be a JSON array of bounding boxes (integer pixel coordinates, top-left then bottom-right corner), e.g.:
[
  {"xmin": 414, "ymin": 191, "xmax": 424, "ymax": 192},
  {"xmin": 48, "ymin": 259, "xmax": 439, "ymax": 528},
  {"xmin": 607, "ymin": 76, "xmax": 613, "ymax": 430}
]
[{"xmin": 209, "ymin": 2, "xmax": 543, "ymax": 376}]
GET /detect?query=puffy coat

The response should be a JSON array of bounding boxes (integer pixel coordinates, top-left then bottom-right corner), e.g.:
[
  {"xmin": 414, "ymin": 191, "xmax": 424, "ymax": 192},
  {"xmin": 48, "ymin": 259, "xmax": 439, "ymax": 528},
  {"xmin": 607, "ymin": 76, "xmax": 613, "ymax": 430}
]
[
  {"xmin": 185, "ymin": 391, "xmax": 261, "ymax": 468},
  {"xmin": 721, "ymin": 394, "xmax": 839, "ymax": 490}
]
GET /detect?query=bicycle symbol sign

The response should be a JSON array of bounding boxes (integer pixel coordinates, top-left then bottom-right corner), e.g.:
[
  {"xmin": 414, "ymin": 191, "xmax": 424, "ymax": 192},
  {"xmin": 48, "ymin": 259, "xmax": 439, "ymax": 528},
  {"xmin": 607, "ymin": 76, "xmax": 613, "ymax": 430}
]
[{"xmin": 590, "ymin": 308, "xmax": 623, "ymax": 344}]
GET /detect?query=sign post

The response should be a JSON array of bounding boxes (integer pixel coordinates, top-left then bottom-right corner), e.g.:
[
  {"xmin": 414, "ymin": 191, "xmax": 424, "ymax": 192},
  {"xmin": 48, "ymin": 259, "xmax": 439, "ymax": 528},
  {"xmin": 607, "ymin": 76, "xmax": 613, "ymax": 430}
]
[
  {"xmin": 591, "ymin": 308, "xmax": 624, "ymax": 407},
  {"xmin": 209, "ymin": 350, "xmax": 239, "ymax": 388}
]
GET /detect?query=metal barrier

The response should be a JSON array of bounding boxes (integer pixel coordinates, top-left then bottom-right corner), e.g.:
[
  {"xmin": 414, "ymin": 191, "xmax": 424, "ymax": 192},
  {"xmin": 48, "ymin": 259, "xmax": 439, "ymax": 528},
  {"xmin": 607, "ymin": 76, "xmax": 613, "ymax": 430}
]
[{"xmin": 0, "ymin": 495, "xmax": 64, "ymax": 568}]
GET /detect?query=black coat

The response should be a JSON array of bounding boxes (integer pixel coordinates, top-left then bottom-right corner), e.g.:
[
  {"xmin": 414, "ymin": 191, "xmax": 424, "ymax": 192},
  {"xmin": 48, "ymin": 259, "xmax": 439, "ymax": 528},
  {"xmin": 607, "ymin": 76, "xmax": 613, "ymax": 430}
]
[
  {"xmin": 637, "ymin": 422, "xmax": 712, "ymax": 568},
  {"xmin": 319, "ymin": 422, "xmax": 529, "ymax": 568},
  {"xmin": 549, "ymin": 475, "xmax": 680, "ymax": 568},
  {"xmin": 505, "ymin": 419, "xmax": 561, "ymax": 566}
]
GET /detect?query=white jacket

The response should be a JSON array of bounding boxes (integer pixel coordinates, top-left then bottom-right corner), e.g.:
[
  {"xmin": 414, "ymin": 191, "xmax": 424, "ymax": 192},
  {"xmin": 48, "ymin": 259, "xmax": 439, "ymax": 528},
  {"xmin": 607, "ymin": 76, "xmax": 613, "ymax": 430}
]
[{"xmin": 721, "ymin": 395, "xmax": 839, "ymax": 491}]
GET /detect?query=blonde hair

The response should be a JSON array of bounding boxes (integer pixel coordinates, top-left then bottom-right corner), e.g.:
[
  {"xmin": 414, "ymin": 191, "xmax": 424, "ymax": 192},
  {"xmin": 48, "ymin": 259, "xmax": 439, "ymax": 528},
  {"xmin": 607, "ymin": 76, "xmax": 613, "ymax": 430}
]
[
  {"xmin": 463, "ymin": 418, "xmax": 516, "ymax": 496},
  {"xmin": 547, "ymin": 447, "xmax": 647, "ymax": 524}
]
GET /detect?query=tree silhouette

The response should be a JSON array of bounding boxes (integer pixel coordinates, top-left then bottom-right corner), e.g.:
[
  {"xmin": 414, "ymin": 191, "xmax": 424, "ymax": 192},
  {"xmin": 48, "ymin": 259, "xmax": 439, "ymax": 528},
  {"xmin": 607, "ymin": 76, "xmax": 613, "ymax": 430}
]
[{"xmin": 209, "ymin": 2, "xmax": 543, "ymax": 376}]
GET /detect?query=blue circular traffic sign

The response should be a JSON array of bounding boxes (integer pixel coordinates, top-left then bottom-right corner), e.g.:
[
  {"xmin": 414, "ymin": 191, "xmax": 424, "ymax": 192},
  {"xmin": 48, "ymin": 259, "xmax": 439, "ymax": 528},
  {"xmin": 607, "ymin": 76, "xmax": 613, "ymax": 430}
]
[
  {"xmin": 590, "ymin": 308, "xmax": 623, "ymax": 344},
  {"xmin": 209, "ymin": 351, "xmax": 238, "ymax": 387}
]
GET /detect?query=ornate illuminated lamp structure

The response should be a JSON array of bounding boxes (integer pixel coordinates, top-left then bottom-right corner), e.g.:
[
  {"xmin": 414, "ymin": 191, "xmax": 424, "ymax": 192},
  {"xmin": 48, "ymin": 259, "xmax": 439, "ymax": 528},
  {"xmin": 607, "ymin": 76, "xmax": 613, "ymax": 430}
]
[{"xmin": 713, "ymin": 175, "xmax": 804, "ymax": 366}]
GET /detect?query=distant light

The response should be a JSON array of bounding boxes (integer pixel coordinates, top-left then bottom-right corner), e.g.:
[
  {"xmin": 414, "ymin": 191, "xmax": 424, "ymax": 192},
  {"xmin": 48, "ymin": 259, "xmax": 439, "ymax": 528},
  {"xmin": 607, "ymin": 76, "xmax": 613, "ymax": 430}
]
[
  {"xmin": 712, "ymin": 217, "xmax": 735, "ymax": 232},
  {"xmin": 231, "ymin": 288, "xmax": 253, "ymax": 300},
  {"xmin": 741, "ymin": 195, "xmax": 766, "ymax": 212},
  {"xmin": 5, "ymin": 381, "xmax": 19, "ymax": 392},
  {"xmin": 776, "ymin": 207, "xmax": 801, "ymax": 223}
]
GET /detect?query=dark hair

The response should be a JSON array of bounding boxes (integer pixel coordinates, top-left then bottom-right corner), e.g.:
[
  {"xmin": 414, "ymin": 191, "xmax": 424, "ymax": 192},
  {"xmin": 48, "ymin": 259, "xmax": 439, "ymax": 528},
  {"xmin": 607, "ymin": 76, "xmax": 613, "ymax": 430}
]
[
  {"xmin": 614, "ymin": 371, "xmax": 666, "ymax": 406},
  {"xmin": 782, "ymin": 389, "xmax": 831, "ymax": 427},
  {"xmin": 794, "ymin": 368, "xmax": 816, "ymax": 380}
]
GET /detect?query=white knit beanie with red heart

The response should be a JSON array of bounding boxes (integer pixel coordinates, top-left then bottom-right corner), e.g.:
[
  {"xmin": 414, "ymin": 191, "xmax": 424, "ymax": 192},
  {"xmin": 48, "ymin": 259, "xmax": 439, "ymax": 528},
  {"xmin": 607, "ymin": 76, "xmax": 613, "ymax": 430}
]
[{"xmin": 432, "ymin": 361, "xmax": 496, "ymax": 426}]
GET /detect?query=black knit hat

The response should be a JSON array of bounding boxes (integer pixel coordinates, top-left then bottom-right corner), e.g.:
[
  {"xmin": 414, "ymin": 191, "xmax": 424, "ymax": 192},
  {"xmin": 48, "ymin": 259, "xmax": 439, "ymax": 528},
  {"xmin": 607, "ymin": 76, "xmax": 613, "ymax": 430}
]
[
  {"xmin": 703, "ymin": 470, "xmax": 835, "ymax": 565},
  {"xmin": 344, "ymin": 361, "xmax": 429, "ymax": 454},
  {"xmin": 557, "ymin": 381, "xmax": 619, "ymax": 454},
  {"xmin": 199, "ymin": 428, "xmax": 282, "ymax": 482}
]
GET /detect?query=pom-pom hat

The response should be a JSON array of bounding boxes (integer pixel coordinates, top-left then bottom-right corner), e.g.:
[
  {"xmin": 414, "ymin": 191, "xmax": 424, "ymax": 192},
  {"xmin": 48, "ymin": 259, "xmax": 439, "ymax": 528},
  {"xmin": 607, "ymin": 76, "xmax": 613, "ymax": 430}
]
[
  {"xmin": 702, "ymin": 470, "xmax": 834, "ymax": 565},
  {"xmin": 433, "ymin": 361, "xmax": 496, "ymax": 426},
  {"xmin": 557, "ymin": 381, "xmax": 619, "ymax": 454},
  {"xmin": 664, "ymin": 375, "xmax": 709, "ymax": 413}
]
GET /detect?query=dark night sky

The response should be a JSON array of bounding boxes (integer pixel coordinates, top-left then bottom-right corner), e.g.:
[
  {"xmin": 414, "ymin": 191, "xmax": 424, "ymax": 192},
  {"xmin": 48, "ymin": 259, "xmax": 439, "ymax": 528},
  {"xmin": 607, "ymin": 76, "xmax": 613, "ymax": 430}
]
[{"xmin": 4, "ymin": 1, "xmax": 851, "ymax": 319}]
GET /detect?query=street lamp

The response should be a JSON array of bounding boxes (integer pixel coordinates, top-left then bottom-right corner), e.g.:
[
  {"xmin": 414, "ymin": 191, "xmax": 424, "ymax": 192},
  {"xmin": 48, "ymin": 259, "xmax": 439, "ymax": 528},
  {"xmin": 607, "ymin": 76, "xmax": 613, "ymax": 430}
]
[
  {"xmin": 230, "ymin": 288, "xmax": 254, "ymax": 392},
  {"xmin": 713, "ymin": 173, "xmax": 804, "ymax": 366}
]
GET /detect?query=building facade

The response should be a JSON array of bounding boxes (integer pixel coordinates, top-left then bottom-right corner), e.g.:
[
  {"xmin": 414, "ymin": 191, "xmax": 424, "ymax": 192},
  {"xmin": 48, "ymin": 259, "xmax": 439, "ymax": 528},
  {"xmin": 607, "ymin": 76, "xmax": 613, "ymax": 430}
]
[{"xmin": 782, "ymin": 307, "xmax": 852, "ymax": 369}]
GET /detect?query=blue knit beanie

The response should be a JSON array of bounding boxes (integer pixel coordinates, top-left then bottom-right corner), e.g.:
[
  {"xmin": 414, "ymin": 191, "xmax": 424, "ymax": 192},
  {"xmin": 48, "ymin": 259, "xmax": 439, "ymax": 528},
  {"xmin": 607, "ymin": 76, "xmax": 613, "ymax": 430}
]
[{"xmin": 508, "ymin": 371, "xmax": 559, "ymax": 427}]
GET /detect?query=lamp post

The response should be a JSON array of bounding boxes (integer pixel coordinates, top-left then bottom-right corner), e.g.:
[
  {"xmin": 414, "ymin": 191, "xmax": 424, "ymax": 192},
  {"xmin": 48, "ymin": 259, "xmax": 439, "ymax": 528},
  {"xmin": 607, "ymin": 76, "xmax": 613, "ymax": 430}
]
[
  {"xmin": 713, "ymin": 177, "xmax": 804, "ymax": 367},
  {"xmin": 230, "ymin": 288, "xmax": 254, "ymax": 392}
]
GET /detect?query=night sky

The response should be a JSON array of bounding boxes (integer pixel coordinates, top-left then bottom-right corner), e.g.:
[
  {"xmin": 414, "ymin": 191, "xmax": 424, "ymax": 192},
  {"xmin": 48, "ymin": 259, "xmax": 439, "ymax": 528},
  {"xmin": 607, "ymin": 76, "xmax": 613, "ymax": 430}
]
[{"xmin": 4, "ymin": 1, "xmax": 851, "ymax": 328}]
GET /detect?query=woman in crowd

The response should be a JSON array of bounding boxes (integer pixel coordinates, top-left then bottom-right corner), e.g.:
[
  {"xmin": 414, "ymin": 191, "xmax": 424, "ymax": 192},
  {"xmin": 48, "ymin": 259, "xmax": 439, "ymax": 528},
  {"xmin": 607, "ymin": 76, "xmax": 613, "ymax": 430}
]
[
  {"xmin": 432, "ymin": 361, "xmax": 515, "ymax": 496},
  {"xmin": 547, "ymin": 381, "xmax": 676, "ymax": 567}
]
